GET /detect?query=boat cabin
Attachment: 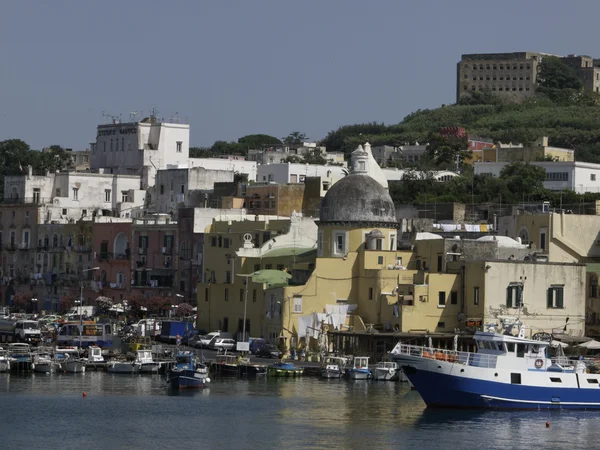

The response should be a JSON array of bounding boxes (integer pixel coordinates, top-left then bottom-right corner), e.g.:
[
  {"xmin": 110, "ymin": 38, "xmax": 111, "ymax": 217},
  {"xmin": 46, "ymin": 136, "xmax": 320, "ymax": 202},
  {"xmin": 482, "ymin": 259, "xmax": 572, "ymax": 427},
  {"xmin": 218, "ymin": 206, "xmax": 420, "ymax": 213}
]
[
  {"xmin": 473, "ymin": 331, "xmax": 550, "ymax": 370},
  {"xmin": 215, "ymin": 354, "xmax": 238, "ymax": 365},
  {"xmin": 136, "ymin": 350, "xmax": 154, "ymax": 364},
  {"xmin": 88, "ymin": 346, "xmax": 104, "ymax": 363},
  {"xmin": 353, "ymin": 357, "xmax": 369, "ymax": 369}
]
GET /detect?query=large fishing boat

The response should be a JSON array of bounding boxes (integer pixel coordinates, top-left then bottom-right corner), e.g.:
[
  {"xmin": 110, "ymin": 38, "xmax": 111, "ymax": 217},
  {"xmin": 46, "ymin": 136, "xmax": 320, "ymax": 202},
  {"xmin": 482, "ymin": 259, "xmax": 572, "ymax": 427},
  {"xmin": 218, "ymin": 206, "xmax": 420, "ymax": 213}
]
[{"xmin": 390, "ymin": 324, "xmax": 598, "ymax": 410}]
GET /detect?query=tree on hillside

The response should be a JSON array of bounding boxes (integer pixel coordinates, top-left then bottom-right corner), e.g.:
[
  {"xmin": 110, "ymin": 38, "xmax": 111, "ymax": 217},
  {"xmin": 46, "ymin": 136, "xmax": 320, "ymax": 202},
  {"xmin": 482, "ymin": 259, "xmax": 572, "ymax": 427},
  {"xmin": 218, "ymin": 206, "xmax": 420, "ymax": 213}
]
[
  {"xmin": 302, "ymin": 148, "xmax": 327, "ymax": 165},
  {"xmin": 499, "ymin": 162, "xmax": 546, "ymax": 202},
  {"xmin": 425, "ymin": 132, "xmax": 470, "ymax": 168},
  {"xmin": 538, "ymin": 56, "xmax": 583, "ymax": 90},
  {"xmin": 283, "ymin": 132, "xmax": 307, "ymax": 146},
  {"xmin": 237, "ymin": 134, "xmax": 281, "ymax": 149}
]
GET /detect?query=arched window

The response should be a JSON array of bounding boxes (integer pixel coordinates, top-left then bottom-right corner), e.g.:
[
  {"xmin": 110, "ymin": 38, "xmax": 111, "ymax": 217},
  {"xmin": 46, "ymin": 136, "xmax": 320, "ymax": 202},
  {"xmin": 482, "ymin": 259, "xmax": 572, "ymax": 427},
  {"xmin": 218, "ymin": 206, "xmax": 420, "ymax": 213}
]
[
  {"xmin": 113, "ymin": 232, "xmax": 129, "ymax": 259},
  {"xmin": 518, "ymin": 227, "xmax": 529, "ymax": 245}
]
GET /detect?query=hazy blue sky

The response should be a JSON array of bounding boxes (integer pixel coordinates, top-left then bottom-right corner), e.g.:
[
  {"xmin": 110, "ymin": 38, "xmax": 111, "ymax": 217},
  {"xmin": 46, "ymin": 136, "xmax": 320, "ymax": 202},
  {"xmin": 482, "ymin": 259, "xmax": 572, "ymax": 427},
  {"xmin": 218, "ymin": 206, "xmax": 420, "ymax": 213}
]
[{"xmin": 1, "ymin": 0, "xmax": 599, "ymax": 150}]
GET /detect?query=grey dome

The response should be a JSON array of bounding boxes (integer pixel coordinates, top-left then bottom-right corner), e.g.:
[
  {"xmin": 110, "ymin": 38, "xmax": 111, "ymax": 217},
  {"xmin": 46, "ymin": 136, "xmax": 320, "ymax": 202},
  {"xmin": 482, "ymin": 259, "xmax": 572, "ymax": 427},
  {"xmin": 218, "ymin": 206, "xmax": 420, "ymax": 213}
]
[{"xmin": 319, "ymin": 174, "xmax": 396, "ymax": 224}]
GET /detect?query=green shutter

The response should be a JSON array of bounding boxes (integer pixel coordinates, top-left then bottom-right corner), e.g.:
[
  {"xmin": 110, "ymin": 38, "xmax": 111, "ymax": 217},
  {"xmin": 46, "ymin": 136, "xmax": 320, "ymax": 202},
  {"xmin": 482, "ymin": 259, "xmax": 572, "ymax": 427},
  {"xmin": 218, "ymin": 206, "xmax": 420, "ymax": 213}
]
[
  {"xmin": 547, "ymin": 289, "xmax": 553, "ymax": 308},
  {"xmin": 557, "ymin": 288, "xmax": 564, "ymax": 308}
]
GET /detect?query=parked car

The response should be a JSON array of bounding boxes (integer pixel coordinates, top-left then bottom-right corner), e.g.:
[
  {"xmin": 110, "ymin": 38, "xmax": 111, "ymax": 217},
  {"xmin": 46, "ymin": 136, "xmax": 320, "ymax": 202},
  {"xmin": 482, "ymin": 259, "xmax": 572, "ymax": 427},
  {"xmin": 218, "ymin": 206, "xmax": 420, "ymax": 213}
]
[
  {"xmin": 188, "ymin": 335, "xmax": 204, "ymax": 348},
  {"xmin": 255, "ymin": 344, "xmax": 283, "ymax": 359},
  {"xmin": 210, "ymin": 338, "xmax": 236, "ymax": 352},
  {"xmin": 249, "ymin": 338, "xmax": 267, "ymax": 355}
]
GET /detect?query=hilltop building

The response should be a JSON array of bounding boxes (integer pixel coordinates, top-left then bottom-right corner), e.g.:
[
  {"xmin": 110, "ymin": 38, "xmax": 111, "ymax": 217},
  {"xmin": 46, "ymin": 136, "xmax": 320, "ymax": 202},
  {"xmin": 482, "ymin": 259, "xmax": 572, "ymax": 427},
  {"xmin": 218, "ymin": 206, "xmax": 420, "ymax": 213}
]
[{"xmin": 457, "ymin": 52, "xmax": 600, "ymax": 102}]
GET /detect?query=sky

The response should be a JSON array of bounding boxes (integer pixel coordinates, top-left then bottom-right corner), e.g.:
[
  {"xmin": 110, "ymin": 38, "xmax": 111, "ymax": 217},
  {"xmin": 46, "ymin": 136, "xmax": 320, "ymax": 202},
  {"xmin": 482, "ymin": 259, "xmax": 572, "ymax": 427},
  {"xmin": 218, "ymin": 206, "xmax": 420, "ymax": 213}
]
[{"xmin": 1, "ymin": 0, "xmax": 600, "ymax": 150}]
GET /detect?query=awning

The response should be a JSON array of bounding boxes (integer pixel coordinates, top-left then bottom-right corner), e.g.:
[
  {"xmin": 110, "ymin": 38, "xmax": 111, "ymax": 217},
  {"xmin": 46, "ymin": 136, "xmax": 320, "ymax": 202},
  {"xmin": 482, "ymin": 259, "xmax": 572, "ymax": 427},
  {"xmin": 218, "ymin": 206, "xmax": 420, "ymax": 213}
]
[{"xmin": 251, "ymin": 270, "xmax": 291, "ymax": 288}]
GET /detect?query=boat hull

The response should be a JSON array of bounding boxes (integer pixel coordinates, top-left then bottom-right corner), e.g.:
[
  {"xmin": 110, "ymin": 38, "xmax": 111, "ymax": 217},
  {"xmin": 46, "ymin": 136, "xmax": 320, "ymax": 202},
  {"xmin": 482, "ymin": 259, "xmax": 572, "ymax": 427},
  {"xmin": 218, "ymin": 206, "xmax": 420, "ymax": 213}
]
[
  {"xmin": 139, "ymin": 363, "xmax": 160, "ymax": 374},
  {"xmin": 320, "ymin": 369, "xmax": 343, "ymax": 379},
  {"xmin": 239, "ymin": 364, "xmax": 266, "ymax": 377},
  {"xmin": 169, "ymin": 369, "xmax": 209, "ymax": 389},
  {"xmin": 34, "ymin": 362, "xmax": 55, "ymax": 373},
  {"xmin": 404, "ymin": 366, "xmax": 600, "ymax": 410},
  {"xmin": 0, "ymin": 360, "xmax": 10, "ymax": 372},
  {"xmin": 348, "ymin": 369, "xmax": 371, "ymax": 380},
  {"xmin": 107, "ymin": 362, "xmax": 138, "ymax": 374},
  {"xmin": 63, "ymin": 361, "xmax": 85, "ymax": 373},
  {"xmin": 267, "ymin": 366, "xmax": 304, "ymax": 377},
  {"xmin": 373, "ymin": 368, "xmax": 398, "ymax": 381}
]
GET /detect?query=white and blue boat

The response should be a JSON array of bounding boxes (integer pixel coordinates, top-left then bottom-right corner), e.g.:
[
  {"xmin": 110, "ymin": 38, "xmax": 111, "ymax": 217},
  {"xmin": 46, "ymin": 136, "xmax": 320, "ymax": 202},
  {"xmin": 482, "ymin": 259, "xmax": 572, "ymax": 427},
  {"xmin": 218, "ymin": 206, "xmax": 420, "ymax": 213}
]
[
  {"xmin": 391, "ymin": 324, "xmax": 596, "ymax": 410},
  {"xmin": 348, "ymin": 356, "xmax": 372, "ymax": 380},
  {"xmin": 168, "ymin": 352, "xmax": 210, "ymax": 389}
]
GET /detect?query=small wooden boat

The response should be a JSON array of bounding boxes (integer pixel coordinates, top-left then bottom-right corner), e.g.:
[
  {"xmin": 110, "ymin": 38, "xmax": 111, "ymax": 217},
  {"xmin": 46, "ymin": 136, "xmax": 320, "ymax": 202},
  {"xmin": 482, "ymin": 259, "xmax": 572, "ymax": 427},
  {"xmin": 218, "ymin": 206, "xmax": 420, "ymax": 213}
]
[
  {"xmin": 267, "ymin": 361, "xmax": 304, "ymax": 377},
  {"xmin": 107, "ymin": 359, "xmax": 139, "ymax": 374},
  {"xmin": 348, "ymin": 356, "xmax": 371, "ymax": 380},
  {"xmin": 373, "ymin": 361, "xmax": 400, "ymax": 381},
  {"xmin": 320, "ymin": 356, "xmax": 347, "ymax": 379},
  {"xmin": 136, "ymin": 349, "xmax": 160, "ymax": 373}
]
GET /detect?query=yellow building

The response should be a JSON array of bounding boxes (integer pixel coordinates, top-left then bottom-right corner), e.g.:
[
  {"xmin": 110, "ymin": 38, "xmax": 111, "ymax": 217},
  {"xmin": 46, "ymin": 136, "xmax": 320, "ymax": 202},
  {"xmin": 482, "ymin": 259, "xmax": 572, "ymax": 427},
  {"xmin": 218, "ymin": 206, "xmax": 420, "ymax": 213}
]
[
  {"xmin": 499, "ymin": 210, "xmax": 600, "ymax": 336},
  {"xmin": 196, "ymin": 211, "xmax": 318, "ymax": 338}
]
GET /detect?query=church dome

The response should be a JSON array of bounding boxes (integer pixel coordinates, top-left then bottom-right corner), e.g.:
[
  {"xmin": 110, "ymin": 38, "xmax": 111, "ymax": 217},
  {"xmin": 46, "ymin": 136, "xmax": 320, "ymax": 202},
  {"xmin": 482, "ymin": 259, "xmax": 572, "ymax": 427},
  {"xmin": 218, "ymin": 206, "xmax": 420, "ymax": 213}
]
[{"xmin": 319, "ymin": 174, "xmax": 396, "ymax": 225}]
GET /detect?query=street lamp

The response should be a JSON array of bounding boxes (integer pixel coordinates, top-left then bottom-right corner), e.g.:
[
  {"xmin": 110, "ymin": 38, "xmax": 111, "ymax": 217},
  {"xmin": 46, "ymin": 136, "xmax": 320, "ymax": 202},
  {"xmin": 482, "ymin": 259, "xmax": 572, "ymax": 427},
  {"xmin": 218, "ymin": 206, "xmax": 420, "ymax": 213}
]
[
  {"xmin": 237, "ymin": 273, "xmax": 254, "ymax": 353},
  {"xmin": 79, "ymin": 267, "xmax": 99, "ymax": 349},
  {"xmin": 31, "ymin": 297, "xmax": 38, "ymax": 316}
]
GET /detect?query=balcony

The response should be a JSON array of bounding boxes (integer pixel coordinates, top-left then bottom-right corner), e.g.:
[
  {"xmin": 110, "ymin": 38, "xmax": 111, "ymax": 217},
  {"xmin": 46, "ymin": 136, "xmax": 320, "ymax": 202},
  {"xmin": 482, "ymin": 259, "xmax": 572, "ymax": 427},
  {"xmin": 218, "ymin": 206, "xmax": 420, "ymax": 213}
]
[
  {"xmin": 18, "ymin": 243, "xmax": 30, "ymax": 250},
  {"xmin": 97, "ymin": 252, "xmax": 111, "ymax": 261},
  {"xmin": 0, "ymin": 197, "xmax": 50, "ymax": 205}
]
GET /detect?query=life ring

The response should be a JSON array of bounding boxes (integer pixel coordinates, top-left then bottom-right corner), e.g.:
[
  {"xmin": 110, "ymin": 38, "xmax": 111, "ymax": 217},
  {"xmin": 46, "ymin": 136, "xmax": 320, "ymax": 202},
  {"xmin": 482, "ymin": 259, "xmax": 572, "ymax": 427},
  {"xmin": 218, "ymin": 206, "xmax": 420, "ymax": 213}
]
[{"xmin": 534, "ymin": 359, "xmax": 544, "ymax": 369}]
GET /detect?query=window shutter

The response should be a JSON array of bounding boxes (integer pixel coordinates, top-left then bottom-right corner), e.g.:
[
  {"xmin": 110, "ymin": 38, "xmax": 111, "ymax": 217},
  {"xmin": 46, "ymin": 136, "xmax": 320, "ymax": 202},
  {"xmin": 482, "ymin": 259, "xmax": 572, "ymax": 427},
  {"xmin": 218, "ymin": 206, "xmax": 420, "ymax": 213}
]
[
  {"xmin": 557, "ymin": 288, "xmax": 564, "ymax": 308},
  {"xmin": 547, "ymin": 289, "xmax": 553, "ymax": 308},
  {"xmin": 506, "ymin": 287, "xmax": 512, "ymax": 307}
]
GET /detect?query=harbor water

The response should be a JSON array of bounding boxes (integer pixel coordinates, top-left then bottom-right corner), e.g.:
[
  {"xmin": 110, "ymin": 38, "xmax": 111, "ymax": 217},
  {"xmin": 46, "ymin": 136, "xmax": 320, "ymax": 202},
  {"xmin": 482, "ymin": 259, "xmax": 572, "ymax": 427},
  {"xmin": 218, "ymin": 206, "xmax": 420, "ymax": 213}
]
[{"xmin": 0, "ymin": 373, "xmax": 598, "ymax": 450}]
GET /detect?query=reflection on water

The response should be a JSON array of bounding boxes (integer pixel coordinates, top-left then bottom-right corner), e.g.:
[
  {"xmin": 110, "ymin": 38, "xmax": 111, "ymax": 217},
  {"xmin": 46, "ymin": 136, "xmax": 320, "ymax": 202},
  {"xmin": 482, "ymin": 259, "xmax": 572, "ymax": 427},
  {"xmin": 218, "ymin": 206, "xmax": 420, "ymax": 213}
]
[{"xmin": 0, "ymin": 374, "xmax": 597, "ymax": 450}]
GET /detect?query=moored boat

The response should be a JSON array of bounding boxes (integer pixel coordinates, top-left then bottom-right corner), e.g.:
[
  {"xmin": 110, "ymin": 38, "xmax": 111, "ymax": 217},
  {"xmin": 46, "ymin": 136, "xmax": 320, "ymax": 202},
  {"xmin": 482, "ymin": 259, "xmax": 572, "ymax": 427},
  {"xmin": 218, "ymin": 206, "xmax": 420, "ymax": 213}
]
[
  {"xmin": 8, "ymin": 343, "xmax": 33, "ymax": 372},
  {"xmin": 0, "ymin": 347, "xmax": 10, "ymax": 372},
  {"xmin": 136, "ymin": 349, "xmax": 160, "ymax": 374},
  {"xmin": 391, "ymin": 323, "xmax": 596, "ymax": 410},
  {"xmin": 320, "ymin": 356, "xmax": 347, "ymax": 379},
  {"xmin": 168, "ymin": 351, "xmax": 210, "ymax": 389},
  {"xmin": 267, "ymin": 361, "xmax": 304, "ymax": 377},
  {"xmin": 373, "ymin": 361, "xmax": 400, "ymax": 381},
  {"xmin": 33, "ymin": 352, "xmax": 57, "ymax": 373},
  {"xmin": 348, "ymin": 356, "xmax": 371, "ymax": 380},
  {"xmin": 107, "ymin": 359, "xmax": 139, "ymax": 374}
]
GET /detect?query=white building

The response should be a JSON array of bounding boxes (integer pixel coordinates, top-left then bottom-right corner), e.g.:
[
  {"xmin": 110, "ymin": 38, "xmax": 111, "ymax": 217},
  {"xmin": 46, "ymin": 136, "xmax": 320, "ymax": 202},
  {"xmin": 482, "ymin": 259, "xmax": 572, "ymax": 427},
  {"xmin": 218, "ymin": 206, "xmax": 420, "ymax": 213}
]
[
  {"xmin": 382, "ymin": 168, "xmax": 459, "ymax": 182},
  {"xmin": 474, "ymin": 161, "xmax": 600, "ymax": 193},
  {"xmin": 256, "ymin": 163, "xmax": 347, "ymax": 186},
  {"xmin": 4, "ymin": 168, "xmax": 144, "ymax": 221},
  {"xmin": 153, "ymin": 166, "xmax": 235, "ymax": 215},
  {"xmin": 189, "ymin": 158, "xmax": 257, "ymax": 182},
  {"xmin": 89, "ymin": 116, "xmax": 190, "ymax": 188}
]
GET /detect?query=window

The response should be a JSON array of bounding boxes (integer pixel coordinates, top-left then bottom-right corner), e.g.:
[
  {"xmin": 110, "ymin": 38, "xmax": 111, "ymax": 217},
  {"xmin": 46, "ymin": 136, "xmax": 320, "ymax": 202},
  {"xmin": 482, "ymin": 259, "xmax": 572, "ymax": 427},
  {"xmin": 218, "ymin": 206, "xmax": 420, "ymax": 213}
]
[
  {"xmin": 375, "ymin": 239, "xmax": 383, "ymax": 250},
  {"xmin": 210, "ymin": 236, "xmax": 216, "ymax": 247},
  {"xmin": 105, "ymin": 189, "xmax": 111, "ymax": 202},
  {"xmin": 205, "ymin": 288, "xmax": 209, "ymax": 302},
  {"xmin": 226, "ymin": 271, "xmax": 231, "ymax": 284},
  {"xmin": 437, "ymin": 255, "xmax": 443, "ymax": 272},
  {"xmin": 72, "ymin": 188, "xmax": 79, "ymax": 200},
  {"xmin": 121, "ymin": 191, "xmax": 129, "ymax": 202},
  {"xmin": 240, "ymin": 289, "xmax": 244, "ymax": 302},
  {"xmin": 511, "ymin": 373, "xmax": 521, "ymax": 385},
  {"xmin": 592, "ymin": 174, "xmax": 597, "ymax": 181},
  {"xmin": 176, "ymin": 141, "xmax": 182, "ymax": 153},
  {"xmin": 22, "ymin": 230, "xmax": 29, "ymax": 248},
  {"xmin": 437, "ymin": 322, "xmax": 445, "ymax": 328},
  {"xmin": 547, "ymin": 285, "xmax": 564, "ymax": 308},
  {"xmin": 545, "ymin": 172, "xmax": 569, "ymax": 181},
  {"xmin": 293, "ymin": 296, "xmax": 302, "ymax": 313},
  {"xmin": 276, "ymin": 264, "xmax": 284, "ymax": 271},
  {"xmin": 252, "ymin": 289, "xmax": 257, "ymax": 302},
  {"xmin": 224, "ymin": 288, "xmax": 229, "ymax": 301},
  {"xmin": 438, "ymin": 292, "xmax": 446, "ymax": 307},
  {"xmin": 377, "ymin": 256, "xmax": 384, "ymax": 264},
  {"xmin": 450, "ymin": 291, "xmax": 458, "ymax": 305},
  {"xmin": 160, "ymin": 185, "xmax": 165, "ymax": 195},
  {"xmin": 223, "ymin": 238, "xmax": 229, "ymax": 249},
  {"xmin": 254, "ymin": 264, "xmax": 260, "ymax": 272},
  {"xmin": 474, "ymin": 287, "xmax": 480, "ymax": 306},
  {"xmin": 333, "ymin": 232, "xmax": 346, "ymax": 256},
  {"xmin": 368, "ymin": 288, "xmax": 373, "ymax": 300},
  {"xmin": 591, "ymin": 276, "xmax": 598, "ymax": 298},
  {"xmin": 265, "ymin": 264, "xmax": 272, "ymax": 270},
  {"xmin": 210, "ymin": 271, "xmax": 216, "ymax": 283},
  {"xmin": 506, "ymin": 284, "xmax": 523, "ymax": 308},
  {"xmin": 550, "ymin": 377, "xmax": 562, "ymax": 383}
]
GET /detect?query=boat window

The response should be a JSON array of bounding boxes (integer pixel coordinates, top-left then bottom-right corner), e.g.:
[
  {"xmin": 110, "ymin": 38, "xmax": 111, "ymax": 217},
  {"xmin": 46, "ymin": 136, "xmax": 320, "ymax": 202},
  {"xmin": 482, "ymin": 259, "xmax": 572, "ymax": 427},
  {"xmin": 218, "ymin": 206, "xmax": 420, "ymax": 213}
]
[
  {"xmin": 510, "ymin": 373, "xmax": 521, "ymax": 384},
  {"xmin": 516, "ymin": 344, "xmax": 526, "ymax": 358},
  {"xmin": 587, "ymin": 379, "xmax": 599, "ymax": 384},
  {"xmin": 505, "ymin": 342, "xmax": 515, "ymax": 353},
  {"xmin": 69, "ymin": 326, "xmax": 80, "ymax": 336},
  {"xmin": 531, "ymin": 344, "xmax": 540, "ymax": 353},
  {"xmin": 105, "ymin": 324, "xmax": 112, "ymax": 335},
  {"xmin": 550, "ymin": 377, "xmax": 562, "ymax": 383}
]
